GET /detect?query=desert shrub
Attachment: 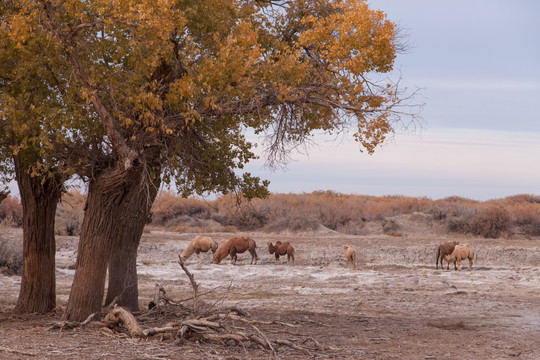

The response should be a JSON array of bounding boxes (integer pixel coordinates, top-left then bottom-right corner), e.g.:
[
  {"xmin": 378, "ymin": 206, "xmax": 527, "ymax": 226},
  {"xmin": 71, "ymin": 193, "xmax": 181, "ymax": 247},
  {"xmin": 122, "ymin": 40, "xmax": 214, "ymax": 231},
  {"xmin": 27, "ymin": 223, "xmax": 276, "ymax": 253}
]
[
  {"xmin": 447, "ymin": 217, "xmax": 470, "ymax": 233},
  {"xmin": 146, "ymin": 191, "xmax": 537, "ymax": 236},
  {"xmin": 151, "ymin": 192, "xmax": 212, "ymax": 226},
  {"xmin": 212, "ymin": 194, "xmax": 271, "ymax": 230},
  {"xmin": 382, "ymin": 219, "xmax": 402, "ymax": 236},
  {"xmin": 428, "ymin": 206, "xmax": 447, "ymax": 220},
  {"xmin": 264, "ymin": 214, "xmax": 320, "ymax": 233},
  {"xmin": 55, "ymin": 190, "xmax": 86, "ymax": 236},
  {"xmin": 171, "ymin": 224, "xmax": 237, "ymax": 233},
  {"xmin": 0, "ymin": 195, "xmax": 23, "ymax": 227},
  {"xmin": 468, "ymin": 206, "xmax": 511, "ymax": 238},
  {"xmin": 336, "ymin": 220, "xmax": 366, "ymax": 235},
  {"xmin": 223, "ymin": 207, "xmax": 269, "ymax": 230},
  {"xmin": 0, "ymin": 236, "xmax": 23, "ymax": 276},
  {"xmin": 500, "ymin": 197, "xmax": 540, "ymax": 237},
  {"xmin": 445, "ymin": 205, "xmax": 477, "ymax": 234}
]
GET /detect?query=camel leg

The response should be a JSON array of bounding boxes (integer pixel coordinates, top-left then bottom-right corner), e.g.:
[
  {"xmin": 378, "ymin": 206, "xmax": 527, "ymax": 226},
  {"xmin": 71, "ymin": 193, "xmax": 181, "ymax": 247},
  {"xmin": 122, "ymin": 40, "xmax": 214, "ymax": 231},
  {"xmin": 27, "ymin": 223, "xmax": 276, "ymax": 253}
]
[
  {"xmin": 457, "ymin": 258, "xmax": 462, "ymax": 271},
  {"xmin": 275, "ymin": 254, "xmax": 279, "ymax": 264},
  {"xmin": 251, "ymin": 249, "xmax": 258, "ymax": 265},
  {"xmin": 288, "ymin": 254, "xmax": 294, "ymax": 265}
]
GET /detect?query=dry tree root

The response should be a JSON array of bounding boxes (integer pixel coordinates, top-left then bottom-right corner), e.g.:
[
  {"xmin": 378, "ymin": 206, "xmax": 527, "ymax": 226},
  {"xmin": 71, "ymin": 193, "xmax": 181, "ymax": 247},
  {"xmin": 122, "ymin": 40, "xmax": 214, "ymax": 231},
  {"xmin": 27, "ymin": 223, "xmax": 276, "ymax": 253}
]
[
  {"xmin": 46, "ymin": 312, "xmax": 96, "ymax": 331},
  {"xmin": 103, "ymin": 307, "xmax": 145, "ymax": 338},
  {"xmin": 148, "ymin": 283, "xmax": 176, "ymax": 309}
]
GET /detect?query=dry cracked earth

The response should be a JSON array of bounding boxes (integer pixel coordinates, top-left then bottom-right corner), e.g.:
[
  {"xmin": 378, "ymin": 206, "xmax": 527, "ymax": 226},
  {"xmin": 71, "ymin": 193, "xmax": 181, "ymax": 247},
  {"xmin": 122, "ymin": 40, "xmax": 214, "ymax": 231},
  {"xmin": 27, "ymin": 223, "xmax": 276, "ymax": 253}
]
[{"xmin": 1, "ymin": 224, "xmax": 539, "ymax": 359}]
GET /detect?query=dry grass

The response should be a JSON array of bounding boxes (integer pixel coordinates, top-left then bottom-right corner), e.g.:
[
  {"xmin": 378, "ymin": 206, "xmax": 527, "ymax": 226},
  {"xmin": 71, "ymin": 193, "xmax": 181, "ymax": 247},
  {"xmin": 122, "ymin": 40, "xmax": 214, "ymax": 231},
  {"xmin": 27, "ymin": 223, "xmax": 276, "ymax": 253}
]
[
  {"xmin": 1, "ymin": 190, "xmax": 539, "ymax": 239},
  {"xmin": 55, "ymin": 190, "xmax": 86, "ymax": 236},
  {"xmin": 0, "ymin": 195, "xmax": 22, "ymax": 227},
  {"xmin": 0, "ymin": 233, "xmax": 22, "ymax": 276}
]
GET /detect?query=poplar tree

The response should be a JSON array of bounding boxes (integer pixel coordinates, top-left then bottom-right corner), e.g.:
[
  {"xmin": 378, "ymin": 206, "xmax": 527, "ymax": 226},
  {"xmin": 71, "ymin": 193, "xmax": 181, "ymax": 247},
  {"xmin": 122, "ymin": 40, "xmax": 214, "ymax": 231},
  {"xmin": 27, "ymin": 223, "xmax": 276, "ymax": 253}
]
[{"xmin": 2, "ymin": 0, "xmax": 419, "ymax": 320}]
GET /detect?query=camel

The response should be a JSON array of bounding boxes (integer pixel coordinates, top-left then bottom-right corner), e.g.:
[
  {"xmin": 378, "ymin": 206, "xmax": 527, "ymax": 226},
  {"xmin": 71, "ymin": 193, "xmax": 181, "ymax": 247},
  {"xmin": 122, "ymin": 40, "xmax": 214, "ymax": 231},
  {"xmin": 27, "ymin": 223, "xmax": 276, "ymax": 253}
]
[
  {"xmin": 212, "ymin": 236, "xmax": 258, "ymax": 265},
  {"xmin": 267, "ymin": 241, "xmax": 295, "ymax": 265},
  {"xmin": 180, "ymin": 236, "xmax": 218, "ymax": 263},
  {"xmin": 444, "ymin": 244, "xmax": 474, "ymax": 271},
  {"xmin": 343, "ymin": 245, "xmax": 356, "ymax": 268},
  {"xmin": 436, "ymin": 241, "xmax": 459, "ymax": 269}
]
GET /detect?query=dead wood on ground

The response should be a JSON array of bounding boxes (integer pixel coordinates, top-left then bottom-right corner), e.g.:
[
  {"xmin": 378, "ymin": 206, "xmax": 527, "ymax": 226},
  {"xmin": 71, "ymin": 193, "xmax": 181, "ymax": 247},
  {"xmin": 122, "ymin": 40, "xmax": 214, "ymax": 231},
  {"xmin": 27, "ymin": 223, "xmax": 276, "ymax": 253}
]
[
  {"xmin": 103, "ymin": 307, "xmax": 145, "ymax": 338},
  {"xmin": 46, "ymin": 312, "xmax": 96, "ymax": 331},
  {"xmin": 99, "ymin": 305, "xmax": 324, "ymax": 356}
]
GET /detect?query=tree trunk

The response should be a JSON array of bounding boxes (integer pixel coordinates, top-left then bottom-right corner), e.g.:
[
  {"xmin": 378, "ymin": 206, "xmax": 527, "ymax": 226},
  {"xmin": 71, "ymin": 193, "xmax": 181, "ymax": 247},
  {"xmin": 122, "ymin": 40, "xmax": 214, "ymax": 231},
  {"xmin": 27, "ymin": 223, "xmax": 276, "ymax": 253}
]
[
  {"xmin": 64, "ymin": 158, "xmax": 160, "ymax": 322},
  {"xmin": 105, "ymin": 174, "xmax": 159, "ymax": 311},
  {"xmin": 13, "ymin": 155, "xmax": 63, "ymax": 314}
]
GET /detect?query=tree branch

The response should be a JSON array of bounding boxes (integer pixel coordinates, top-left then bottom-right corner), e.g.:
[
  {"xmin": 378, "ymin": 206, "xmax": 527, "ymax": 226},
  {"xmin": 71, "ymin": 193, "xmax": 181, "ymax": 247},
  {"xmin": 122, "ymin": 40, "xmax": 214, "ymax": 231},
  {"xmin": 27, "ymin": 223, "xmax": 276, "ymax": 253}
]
[
  {"xmin": 178, "ymin": 255, "xmax": 199, "ymax": 314},
  {"xmin": 39, "ymin": 1, "xmax": 136, "ymax": 167}
]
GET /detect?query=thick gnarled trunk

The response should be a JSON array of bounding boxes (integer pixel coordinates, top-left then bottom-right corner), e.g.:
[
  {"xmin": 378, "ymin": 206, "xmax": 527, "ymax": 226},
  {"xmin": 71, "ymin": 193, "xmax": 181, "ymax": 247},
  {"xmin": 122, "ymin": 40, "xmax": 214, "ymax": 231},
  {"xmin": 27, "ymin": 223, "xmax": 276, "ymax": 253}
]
[
  {"xmin": 105, "ymin": 176, "xmax": 159, "ymax": 311},
  {"xmin": 13, "ymin": 156, "xmax": 63, "ymax": 314},
  {"xmin": 63, "ymin": 159, "xmax": 160, "ymax": 321}
]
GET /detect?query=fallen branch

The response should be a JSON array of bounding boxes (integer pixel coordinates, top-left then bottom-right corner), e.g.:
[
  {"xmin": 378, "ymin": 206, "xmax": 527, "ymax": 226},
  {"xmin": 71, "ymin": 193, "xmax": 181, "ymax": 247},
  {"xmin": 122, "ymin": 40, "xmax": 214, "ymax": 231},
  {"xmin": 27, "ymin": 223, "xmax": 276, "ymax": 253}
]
[
  {"xmin": 178, "ymin": 254, "xmax": 199, "ymax": 314},
  {"xmin": 148, "ymin": 283, "xmax": 176, "ymax": 309},
  {"xmin": 248, "ymin": 322, "xmax": 276, "ymax": 356},
  {"xmin": 143, "ymin": 325, "xmax": 176, "ymax": 337},
  {"xmin": 71, "ymin": 305, "xmax": 325, "ymax": 357},
  {"xmin": 104, "ymin": 307, "xmax": 145, "ymax": 338},
  {"xmin": 46, "ymin": 312, "xmax": 96, "ymax": 331},
  {"xmin": 275, "ymin": 339, "xmax": 312, "ymax": 355}
]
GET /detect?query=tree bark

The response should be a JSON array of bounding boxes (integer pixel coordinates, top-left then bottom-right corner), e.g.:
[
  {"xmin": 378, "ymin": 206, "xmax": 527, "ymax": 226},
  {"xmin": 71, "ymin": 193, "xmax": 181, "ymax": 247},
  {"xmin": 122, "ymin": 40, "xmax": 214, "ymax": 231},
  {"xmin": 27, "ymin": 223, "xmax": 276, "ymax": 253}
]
[
  {"xmin": 13, "ymin": 155, "xmax": 63, "ymax": 314},
  {"xmin": 105, "ymin": 172, "xmax": 160, "ymax": 311},
  {"xmin": 63, "ymin": 157, "xmax": 160, "ymax": 321}
]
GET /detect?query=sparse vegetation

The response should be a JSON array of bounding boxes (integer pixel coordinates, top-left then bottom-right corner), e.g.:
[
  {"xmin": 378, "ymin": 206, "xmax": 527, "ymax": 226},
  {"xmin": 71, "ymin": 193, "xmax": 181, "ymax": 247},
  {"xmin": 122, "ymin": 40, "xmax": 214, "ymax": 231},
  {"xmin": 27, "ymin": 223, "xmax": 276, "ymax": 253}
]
[
  {"xmin": 2, "ymin": 190, "xmax": 539, "ymax": 239},
  {"xmin": 0, "ymin": 195, "xmax": 23, "ymax": 227},
  {"xmin": 55, "ymin": 190, "xmax": 86, "ymax": 236},
  {"xmin": 0, "ymin": 235, "xmax": 22, "ymax": 276},
  {"xmin": 150, "ymin": 191, "xmax": 539, "ymax": 239}
]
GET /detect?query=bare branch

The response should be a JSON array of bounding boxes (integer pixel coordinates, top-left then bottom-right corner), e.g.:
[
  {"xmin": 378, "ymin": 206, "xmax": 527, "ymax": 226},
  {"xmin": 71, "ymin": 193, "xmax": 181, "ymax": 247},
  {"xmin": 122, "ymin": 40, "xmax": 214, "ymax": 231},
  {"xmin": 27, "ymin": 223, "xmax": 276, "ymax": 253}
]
[{"xmin": 178, "ymin": 254, "xmax": 199, "ymax": 314}]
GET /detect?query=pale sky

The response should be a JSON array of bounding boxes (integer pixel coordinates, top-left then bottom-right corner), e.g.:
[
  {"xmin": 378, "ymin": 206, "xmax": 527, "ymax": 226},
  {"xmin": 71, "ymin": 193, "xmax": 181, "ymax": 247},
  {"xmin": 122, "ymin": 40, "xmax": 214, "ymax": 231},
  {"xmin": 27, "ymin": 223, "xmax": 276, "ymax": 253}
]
[{"xmin": 246, "ymin": 0, "xmax": 540, "ymax": 201}]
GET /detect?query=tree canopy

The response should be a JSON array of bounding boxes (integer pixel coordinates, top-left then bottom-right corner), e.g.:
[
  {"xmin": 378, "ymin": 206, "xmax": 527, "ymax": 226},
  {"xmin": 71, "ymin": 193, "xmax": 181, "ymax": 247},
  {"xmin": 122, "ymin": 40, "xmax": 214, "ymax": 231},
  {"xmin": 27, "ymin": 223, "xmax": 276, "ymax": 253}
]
[{"xmin": 3, "ymin": 0, "xmax": 418, "ymax": 197}]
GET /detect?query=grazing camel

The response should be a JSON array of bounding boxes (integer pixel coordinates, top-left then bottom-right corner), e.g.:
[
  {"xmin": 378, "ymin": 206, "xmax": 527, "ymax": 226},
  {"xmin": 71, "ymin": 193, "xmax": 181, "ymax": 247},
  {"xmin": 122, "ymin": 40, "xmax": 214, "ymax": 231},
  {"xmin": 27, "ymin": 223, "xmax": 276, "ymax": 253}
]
[
  {"xmin": 343, "ymin": 245, "xmax": 356, "ymax": 268},
  {"xmin": 267, "ymin": 241, "xmax": 295, "ymax": 265},
  {"xmin": 444, "ymin": 244, "xmax": 474, "ymax": 271},
  {"xmin": 436, "ymin": 241, "xmax": 459, "ymax": 269},
  {"xmin": 212, "ymin": 236, "xmax": 258, "ymax": 265},
  {"xmin": 180, "ymin": 236, "xmax": 218, "ymax": 263}
]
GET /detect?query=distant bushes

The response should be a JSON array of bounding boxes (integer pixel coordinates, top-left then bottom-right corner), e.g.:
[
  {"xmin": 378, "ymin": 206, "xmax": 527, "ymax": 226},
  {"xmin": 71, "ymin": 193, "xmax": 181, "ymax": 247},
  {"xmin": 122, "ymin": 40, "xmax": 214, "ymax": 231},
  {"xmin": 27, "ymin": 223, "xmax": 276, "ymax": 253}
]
[
  {"xmin": 0, "ymin": 236, "xmax": 22, "ymax": 276},
  {"xmin": 55, "ymin": 190, "xmax": 86, "ymax": 236},
  {"xmin": 151, "ymin": 192, "xmax": 212, "ymax": 226},
  {"xmin": 468, "ymin": 207, "xmax": 511, "ymax": 238},
  {"xmin": 1, "ymin": 189, "xmax": 539, "ymax": 239},
  {"xmin": 0, "ymin": 195, "xmax": 23, "ymax": 227}
]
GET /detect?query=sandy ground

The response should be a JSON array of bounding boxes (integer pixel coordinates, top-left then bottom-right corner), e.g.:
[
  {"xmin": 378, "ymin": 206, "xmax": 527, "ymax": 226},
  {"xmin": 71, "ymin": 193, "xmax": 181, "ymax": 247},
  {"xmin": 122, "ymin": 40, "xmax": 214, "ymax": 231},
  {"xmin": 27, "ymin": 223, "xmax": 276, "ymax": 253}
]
[{"xmin": 1, "ymin": 227, "xmax": 540, "ymax": 359}]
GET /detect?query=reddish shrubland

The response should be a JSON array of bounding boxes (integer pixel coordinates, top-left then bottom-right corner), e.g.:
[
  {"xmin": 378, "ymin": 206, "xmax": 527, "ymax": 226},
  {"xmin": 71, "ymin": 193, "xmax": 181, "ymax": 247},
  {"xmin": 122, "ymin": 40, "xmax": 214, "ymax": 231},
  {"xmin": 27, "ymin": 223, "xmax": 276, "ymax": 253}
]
[
  {"xmin": 55, "ymin": 190, "xmax": 86, "ymax": 236},
  {"xmin": 1, "ymin": 190, "xmax": 539, "ymax": 239},
  {"xmin": 0, "ymin": 195, "xmax": 23, "ymax": 227}
]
